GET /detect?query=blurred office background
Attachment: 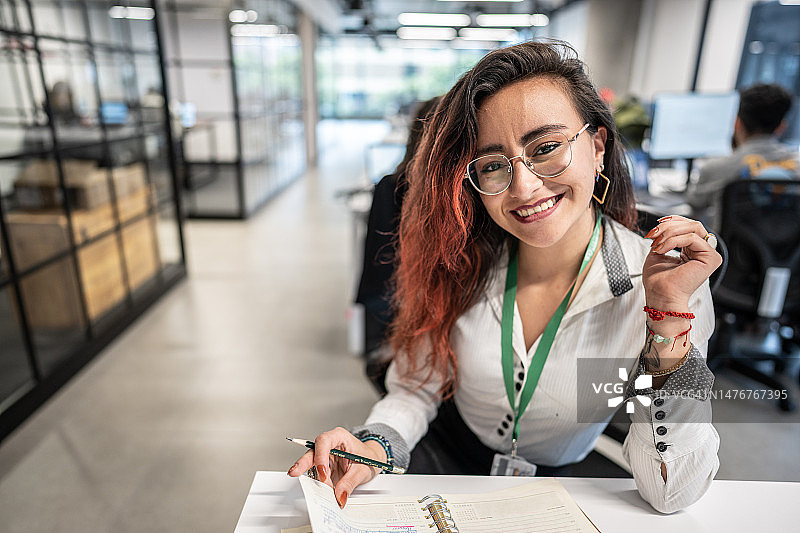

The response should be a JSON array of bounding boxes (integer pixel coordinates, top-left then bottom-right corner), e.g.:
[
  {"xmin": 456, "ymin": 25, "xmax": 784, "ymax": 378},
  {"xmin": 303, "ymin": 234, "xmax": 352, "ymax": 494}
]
[{"xmin": 0, "ymin": 0, "xmax": 798, "ymax": 531}]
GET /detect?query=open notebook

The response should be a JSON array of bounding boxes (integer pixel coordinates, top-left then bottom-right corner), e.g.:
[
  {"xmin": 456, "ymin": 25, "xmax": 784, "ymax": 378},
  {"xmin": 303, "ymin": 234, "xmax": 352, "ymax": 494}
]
[{"xmin": 298, "ymin": 476, "xmax": 599, "ymax": 532}]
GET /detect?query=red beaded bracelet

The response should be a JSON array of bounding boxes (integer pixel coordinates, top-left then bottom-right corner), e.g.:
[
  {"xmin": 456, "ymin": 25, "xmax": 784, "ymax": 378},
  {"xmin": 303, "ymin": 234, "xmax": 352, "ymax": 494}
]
[{"xmin": 643, "ymin": 306, "xmax": 695, "ymax": 322}]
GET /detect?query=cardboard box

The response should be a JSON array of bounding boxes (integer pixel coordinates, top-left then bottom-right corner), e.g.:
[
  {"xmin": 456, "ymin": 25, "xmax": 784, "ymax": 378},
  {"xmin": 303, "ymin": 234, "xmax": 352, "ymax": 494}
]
[
  {"xmin": 4, "ymin": 186, "xmax": 160, "ymax": 329},
  {"xmin": 14, "ymin": 160, "xmax": 147, "ymax": 210}
]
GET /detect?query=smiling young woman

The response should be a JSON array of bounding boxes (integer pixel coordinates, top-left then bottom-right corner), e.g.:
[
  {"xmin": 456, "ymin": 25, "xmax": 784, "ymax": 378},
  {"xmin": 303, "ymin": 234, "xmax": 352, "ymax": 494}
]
[{"xmin": 289, "ymin": 40, "xmax": 722, "ymax": 515}]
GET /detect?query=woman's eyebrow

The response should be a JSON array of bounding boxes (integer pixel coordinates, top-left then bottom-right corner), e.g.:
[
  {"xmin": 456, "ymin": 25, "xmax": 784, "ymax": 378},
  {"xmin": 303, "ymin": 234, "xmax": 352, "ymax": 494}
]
[
  {"xmin": 519, "ymin": 123, "xmax": 567, "ymax": 146},
  {"xmin": 475, "ymin": 143, "xmax": 505, "ymax": 157},
  {"xmin": 475, "ymin": 123, "xmax": 568, "ymax": 157}
]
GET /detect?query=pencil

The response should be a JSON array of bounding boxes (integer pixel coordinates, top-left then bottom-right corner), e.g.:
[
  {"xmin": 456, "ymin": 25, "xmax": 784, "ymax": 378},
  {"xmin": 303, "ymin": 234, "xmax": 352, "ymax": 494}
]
[{"xmin": 286, "ymin": 437, "xmax": 406, "ymax": 475}]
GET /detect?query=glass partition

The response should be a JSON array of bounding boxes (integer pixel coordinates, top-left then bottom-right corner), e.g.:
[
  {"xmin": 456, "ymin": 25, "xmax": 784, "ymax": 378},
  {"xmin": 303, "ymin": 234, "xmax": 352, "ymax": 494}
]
[
  {"xmin": 0, "ymin": 0, "xmax": 185, "ymax": 440},
  {"xmin": 162, "ymin": 0, "xmax": 305, "ymax": 218},
  {"xmin": 0, "ymin": 286, "xmax": 35, "ymax": 408}
]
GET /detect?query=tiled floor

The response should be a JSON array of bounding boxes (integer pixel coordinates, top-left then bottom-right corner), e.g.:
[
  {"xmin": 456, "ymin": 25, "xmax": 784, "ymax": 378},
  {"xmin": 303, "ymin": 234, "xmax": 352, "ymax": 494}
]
[{"xmin": 0, "ymin": 120, "xmax": 798, "ymax": 532}]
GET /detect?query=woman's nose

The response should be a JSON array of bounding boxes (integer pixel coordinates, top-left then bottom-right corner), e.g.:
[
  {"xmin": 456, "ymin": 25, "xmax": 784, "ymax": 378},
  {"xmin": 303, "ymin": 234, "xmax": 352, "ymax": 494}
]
[{"xmin": 507, "ymin": 158, "xmax": 544, "ymax": 198}]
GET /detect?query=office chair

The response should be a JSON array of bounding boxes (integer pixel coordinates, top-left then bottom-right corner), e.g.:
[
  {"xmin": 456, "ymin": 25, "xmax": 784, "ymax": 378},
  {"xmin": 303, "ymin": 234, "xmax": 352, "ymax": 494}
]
[{"xmin": 709, "ymin": 179, "xmax": 800, "ymax": 412}]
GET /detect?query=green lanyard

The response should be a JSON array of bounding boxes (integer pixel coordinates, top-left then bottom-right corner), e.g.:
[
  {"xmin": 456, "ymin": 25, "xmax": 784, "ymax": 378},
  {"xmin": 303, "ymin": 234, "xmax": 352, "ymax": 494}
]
[{"xmin": 501, "ymin": 214, "xmax": 602, "ymax": 455}]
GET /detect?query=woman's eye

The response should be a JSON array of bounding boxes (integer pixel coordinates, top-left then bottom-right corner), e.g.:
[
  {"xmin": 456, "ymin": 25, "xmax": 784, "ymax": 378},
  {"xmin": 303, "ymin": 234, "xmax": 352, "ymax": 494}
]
[
  {"xmin": 533, "ymin": 142, "xmax": 561, "ymax": 157},
  {"xmin": 482, "ymin": 161, "xmax": 505, "ymax": 173}
]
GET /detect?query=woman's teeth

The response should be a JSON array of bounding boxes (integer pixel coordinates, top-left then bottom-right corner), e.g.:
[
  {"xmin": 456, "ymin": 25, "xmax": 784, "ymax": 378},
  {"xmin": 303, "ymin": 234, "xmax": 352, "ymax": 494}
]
[{"xmin": 515, "ymin": 198, "xmax": 555, "ymax": 217}]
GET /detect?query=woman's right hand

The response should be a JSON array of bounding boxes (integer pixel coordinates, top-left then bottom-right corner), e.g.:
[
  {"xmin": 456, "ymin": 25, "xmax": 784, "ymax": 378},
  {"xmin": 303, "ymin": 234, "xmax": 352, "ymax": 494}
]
[{"xmin": 287, "ymin": 427, "xmax": 385, "ymax": 508}]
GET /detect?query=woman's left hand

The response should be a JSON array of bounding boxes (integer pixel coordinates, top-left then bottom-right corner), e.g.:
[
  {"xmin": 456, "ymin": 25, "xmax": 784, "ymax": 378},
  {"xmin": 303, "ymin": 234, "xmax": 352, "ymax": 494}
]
[{"xmin": 642, "ymin": 215, "xmax": 723, "ymax": 309}]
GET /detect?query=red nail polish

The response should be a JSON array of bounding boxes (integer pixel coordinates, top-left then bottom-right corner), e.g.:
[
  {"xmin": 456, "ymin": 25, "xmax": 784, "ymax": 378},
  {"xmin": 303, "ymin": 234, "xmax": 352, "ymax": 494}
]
[
  {"xmin": 645, "ymin": 227, "xmax": 658, "ymax": 238},
  {"xmin": 338, "ymin": 491, "xmax": 349, "ymax": 508},
  {"xmin": 317, "ymin": 464, "xmax": 328, "ymax": 483}
]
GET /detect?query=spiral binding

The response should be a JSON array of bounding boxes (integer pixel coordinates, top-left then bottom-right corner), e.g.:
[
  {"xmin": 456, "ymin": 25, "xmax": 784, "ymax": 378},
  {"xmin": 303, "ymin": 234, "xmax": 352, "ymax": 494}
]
[{"xmin": 419, "ymin": 494, "xmax": 460, "ymax": 533}]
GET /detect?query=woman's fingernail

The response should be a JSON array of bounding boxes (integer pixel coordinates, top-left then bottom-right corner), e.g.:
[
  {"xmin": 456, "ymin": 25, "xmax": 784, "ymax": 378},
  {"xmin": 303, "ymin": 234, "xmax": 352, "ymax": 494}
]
[
  {"xmin": 337, "ymin": 491, "xmax": 349, "ymax": 508},
  {"xmin": 317, "ymin": 464, "xmax": 328, "ymax": 483},
  {"xmin": 657, "ymin": 215, "xmax": 672, "ymax": 222},
  {"xmin": 650, "ymin": 236, "xmax": 662, "ymax": 248},
  {"xmin": 645, "ymin": 227, "xmax": 658, "ymax": 238}
]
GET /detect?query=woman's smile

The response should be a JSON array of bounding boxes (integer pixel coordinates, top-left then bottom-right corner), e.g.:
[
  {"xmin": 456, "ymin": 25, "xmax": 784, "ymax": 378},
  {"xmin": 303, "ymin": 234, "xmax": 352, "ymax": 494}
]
[{"xmin": 510, "ymin": 193, "xmax": 564, "ymax": 222}]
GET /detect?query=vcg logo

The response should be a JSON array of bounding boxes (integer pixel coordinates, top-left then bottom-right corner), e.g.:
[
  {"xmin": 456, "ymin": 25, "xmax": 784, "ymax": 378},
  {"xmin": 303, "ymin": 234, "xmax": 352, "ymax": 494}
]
[{"xmin": 591, "ymin": 368, "xmax": 652, "ymax": 413}]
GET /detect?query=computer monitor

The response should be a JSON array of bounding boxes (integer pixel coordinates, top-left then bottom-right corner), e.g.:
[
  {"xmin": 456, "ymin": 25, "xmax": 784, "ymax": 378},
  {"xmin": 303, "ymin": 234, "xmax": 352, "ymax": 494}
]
[
  {"xmin": 100, "ymin": 101, "xmax": 129, "ymax": 126},
  {"xmin": 648, "ymin": 92, "xmax": 740, "ymax": 160},
  {"xmin": 180, "ymin": 102, "xmax": 197, "ymax": 128}
]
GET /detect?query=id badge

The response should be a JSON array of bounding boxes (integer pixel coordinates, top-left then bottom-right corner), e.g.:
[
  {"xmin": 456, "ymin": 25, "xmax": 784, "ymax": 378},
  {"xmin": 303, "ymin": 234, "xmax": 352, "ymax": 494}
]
[{"xmin": 490, "ymin": 452, "xmax": 537, "ymax": 476}]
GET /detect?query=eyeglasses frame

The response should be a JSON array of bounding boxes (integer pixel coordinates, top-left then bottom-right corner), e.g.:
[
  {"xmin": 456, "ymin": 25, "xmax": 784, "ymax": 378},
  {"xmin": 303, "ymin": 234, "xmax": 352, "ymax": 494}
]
[{"xmin": 465, "ymin": 123, "xmax": 592, "ymax": 196}]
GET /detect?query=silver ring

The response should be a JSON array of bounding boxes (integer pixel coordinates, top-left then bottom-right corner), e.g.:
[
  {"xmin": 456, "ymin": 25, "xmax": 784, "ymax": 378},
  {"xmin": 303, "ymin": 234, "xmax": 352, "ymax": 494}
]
[{"xmin": 704, "ymin": 232, "xmax": 717, "ymax": 249}]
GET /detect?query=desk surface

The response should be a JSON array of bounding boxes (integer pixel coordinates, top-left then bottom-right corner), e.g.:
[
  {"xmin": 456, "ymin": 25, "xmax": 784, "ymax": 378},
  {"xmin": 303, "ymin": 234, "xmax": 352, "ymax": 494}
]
[{"xmin": 235, "ymin": 471, "xmax": 798, "ymax": 532}]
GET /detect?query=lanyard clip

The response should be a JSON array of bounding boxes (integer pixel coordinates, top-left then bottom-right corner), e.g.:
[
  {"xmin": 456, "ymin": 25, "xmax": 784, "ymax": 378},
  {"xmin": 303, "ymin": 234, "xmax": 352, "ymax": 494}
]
[{"xmin": 511, "ymin": 438, "xmax": 518, "ymax": 458}]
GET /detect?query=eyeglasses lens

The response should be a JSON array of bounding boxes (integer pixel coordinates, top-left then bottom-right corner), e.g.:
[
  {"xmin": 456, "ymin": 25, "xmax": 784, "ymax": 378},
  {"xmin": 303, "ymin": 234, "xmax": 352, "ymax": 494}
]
[{"xmin": 467, "ymin": 132, "xmax": 573, "ymax": 195}]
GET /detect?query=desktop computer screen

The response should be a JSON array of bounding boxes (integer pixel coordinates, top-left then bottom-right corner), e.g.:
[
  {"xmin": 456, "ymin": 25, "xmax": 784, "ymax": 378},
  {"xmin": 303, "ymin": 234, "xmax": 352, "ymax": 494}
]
[
  {"xmin": 648, "ymin": 92, "xmax": 740, "ymax": 160},
  {"xmin": 100, "ymin": 101, "xmax": 129, "ymax": 126}
]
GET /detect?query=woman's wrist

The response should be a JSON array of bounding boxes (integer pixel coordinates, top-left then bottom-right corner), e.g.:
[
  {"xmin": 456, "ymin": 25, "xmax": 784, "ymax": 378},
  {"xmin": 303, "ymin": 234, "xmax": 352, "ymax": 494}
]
[
  {"xmin": 644, "ymin": 297, "xmax": 690, "ymax": 314},
  {"xmin": 642, "ymin": 303, "xmax": 693, "ymax": 374},
  {"xmin": 361, "ymin": 439, "xmax": 389, "ymax": 470},
  {"xmin": 647, "ymin": 317, "xmax": 691, "ymax": 339},
  {"xmin": 643, "ymin": 301, "xmax": 692, "ymax": 338}
]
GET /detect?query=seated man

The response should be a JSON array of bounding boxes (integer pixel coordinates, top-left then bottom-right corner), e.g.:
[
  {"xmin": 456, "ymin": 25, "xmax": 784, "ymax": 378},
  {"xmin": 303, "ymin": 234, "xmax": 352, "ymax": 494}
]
[{"xmin": 688, "ymin": 83, "xmax": 799, "ymax": 229}]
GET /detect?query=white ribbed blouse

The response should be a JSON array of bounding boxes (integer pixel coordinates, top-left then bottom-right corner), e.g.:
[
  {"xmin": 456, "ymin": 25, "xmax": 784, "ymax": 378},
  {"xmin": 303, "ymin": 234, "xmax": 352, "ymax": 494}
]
[{"xmin": 363, "ymin": 219, "xmax": 719, "ymax": 513}]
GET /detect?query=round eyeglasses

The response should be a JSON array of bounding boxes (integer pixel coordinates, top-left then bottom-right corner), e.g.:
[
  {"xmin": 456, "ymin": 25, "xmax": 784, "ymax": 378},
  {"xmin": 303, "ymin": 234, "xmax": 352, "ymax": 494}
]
[{"xmin": 466, "ymin": 123, "xmax": 591, "ymax": 195}]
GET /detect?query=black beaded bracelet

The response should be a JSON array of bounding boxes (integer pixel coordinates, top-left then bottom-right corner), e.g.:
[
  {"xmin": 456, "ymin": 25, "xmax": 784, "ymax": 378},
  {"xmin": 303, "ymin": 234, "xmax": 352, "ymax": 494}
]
[{"xmin": 359, "ymin": 434, "xmax": 394, "ymax": 469}]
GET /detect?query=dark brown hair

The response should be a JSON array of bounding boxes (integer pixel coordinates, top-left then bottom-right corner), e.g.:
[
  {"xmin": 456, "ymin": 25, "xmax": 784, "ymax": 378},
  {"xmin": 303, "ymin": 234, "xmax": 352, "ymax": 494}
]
[{"xmin": 738, "ymin": 83, "xmax": 793, "ymax": 135}]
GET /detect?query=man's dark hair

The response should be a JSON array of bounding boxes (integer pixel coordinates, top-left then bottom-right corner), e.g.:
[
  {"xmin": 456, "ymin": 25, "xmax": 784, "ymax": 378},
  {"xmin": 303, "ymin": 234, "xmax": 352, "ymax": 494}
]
[{"xmin": 737, "ymin": 83, "xmax": 793, "ymax": 135}]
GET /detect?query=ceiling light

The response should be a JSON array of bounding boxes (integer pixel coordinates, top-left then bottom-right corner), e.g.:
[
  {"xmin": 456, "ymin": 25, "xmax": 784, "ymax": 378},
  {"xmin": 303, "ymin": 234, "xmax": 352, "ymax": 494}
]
[
  {"xmin": 231, "ymin": 24, "xmax": 280, "ymax": 37},
  {"xmin": 396, "ymin": 26, "xmax": 457, "ymax": 40},
  {"xmin": 476, "ymin": 14, "xmax": 549, "ymax": 27},
  {"xmin": 229, "ymin": 10, "xmax": 247, "ymax": 23},
  {"xmin": 108, "ymin": 6, "xmax": 155, "ymax": 20},
  {"xmin": 531, "ymin": 14, "xmax": 549, "ymax": 26},
  {"xmin": 459, "ymin": 27, "xmax": 518, "ymax": 41},
  {"xmin": 398, "ymin": 12, "xmax": 471, "ymax": 27}
]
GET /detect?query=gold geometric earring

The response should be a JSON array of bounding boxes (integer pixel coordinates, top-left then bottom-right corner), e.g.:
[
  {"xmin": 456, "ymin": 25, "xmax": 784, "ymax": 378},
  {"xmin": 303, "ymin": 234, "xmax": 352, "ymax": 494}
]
[{"xmin": 593, "ymin": 170, "xmax": 610, "ymax": 204}]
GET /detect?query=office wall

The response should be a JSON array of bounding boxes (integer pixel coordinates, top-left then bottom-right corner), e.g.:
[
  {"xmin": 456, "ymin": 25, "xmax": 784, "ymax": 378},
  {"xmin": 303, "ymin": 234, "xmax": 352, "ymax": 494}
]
[
  {"xmin": 550, "ymin": 0, "xmax": 759, "ymax": 100},
  {"xmin": 626, "ymin": 0, "xmax": 706, "ymax": 98},
  {"xmin": 545, "ymin": 1, "xmax": 590, "ymax": 59},
  {"xmin": 583, "ymin": 0, "xmax": 643, "ymax": 97},
  {"xmin": 696, "ymin": 0, "xmax": 754, "ymax": 92}
]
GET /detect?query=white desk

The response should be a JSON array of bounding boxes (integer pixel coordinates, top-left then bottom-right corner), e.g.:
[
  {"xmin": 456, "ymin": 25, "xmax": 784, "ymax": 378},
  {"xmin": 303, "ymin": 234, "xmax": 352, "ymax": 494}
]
[{"xmin": 235, "ymin": 471, "xmax": 799, "ymax": 532}]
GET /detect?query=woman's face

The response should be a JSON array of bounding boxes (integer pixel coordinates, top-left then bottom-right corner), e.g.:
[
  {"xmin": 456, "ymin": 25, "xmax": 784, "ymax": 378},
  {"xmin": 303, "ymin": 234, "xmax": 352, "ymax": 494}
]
[{"xmin": 475, "ymin": 76, "xmax": 607, "ymax": 250}]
